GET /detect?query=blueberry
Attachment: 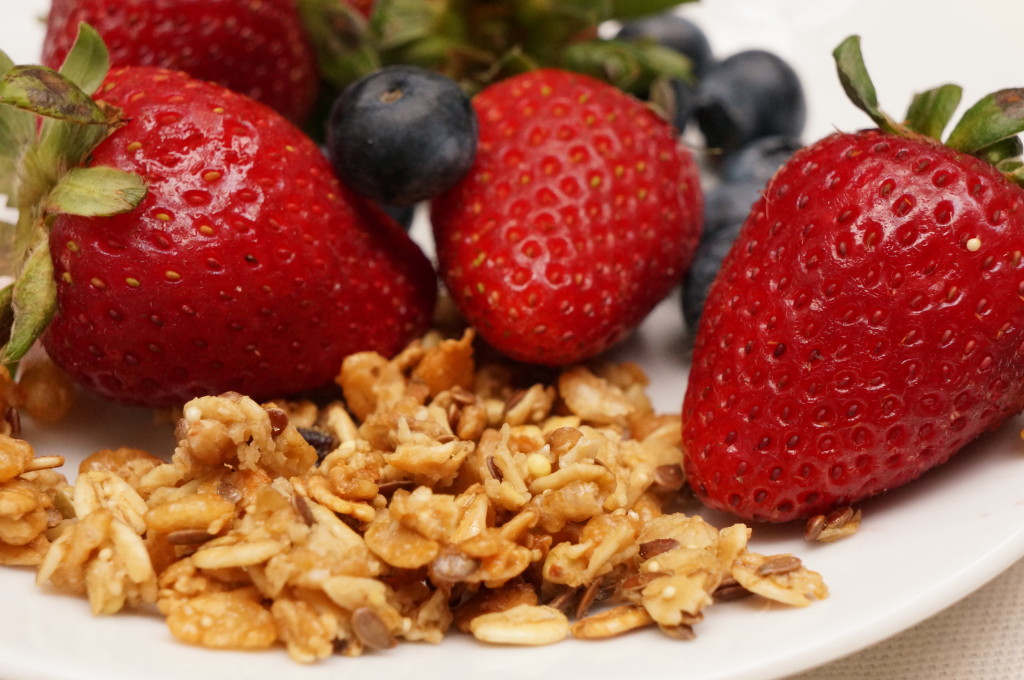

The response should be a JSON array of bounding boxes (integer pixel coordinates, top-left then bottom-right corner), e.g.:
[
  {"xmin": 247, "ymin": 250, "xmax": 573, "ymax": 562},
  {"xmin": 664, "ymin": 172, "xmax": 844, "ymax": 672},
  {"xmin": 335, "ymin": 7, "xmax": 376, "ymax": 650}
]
[
  {"xmin": 326, "ymin": 66, "xmax": 478, "ymax": 207},
  {"xmin": 683, "ymin": 180, "xmax": 765, "ymax": 328},
  {"xmin": 701, "ymin": 179, "xmax": 763, "ymax": 239},
  {"xmin": 695, "ymin": 50, "xmax": 805, "ymax": 154},
  {"xmin": 616, "ymin": 13, "xmax": 714, "ymax": 79},
  {"xmin": 683, "ymin": 218, "xmax": 743, "ymax": 331},
  {"xmin": 653, "ymin": 77, "xmax": 699, "ymax": 135},
  {"xmin": 381, "ymin": 202, "xmax": 417, "ymax": 231},
  {"xmin": 719, "ymin": 135, "xmax": 803, "ymax": 185}
]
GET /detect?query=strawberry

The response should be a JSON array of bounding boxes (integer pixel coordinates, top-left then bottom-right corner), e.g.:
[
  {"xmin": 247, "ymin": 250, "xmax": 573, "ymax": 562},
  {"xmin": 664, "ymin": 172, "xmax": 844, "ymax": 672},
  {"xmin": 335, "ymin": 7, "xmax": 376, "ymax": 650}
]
[
  {"xmin": 0, "ymin": 29, "xmax": 436, "ymax": 407},
  {"xmin": 682, "ymin": 37, "xmax": 1024, "ymax": 523},
  {"xmin": 40, "ymin": 0, "xmax": 319, "ymax": 124},
  {"xmin": 430, "ymin": 68, "xmax": 703, "ymax": 366}
]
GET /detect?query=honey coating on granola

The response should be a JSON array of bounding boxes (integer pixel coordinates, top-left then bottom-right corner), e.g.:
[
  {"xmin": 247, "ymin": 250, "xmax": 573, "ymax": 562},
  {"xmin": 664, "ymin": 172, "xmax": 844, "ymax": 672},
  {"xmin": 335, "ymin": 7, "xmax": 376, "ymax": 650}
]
[{"xmin": 2, "ymin": 333, "xmax": 828, "ymax": 662}]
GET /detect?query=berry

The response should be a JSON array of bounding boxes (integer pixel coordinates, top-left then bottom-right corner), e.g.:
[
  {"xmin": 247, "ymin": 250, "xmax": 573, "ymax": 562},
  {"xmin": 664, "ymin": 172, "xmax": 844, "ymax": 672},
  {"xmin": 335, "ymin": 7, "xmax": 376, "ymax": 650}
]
[
  {"xmin": 612, "ymin": 13, "xmax": 709, "ymax": 133},
  {"xmin": 718, "ymin": 135, "xmax": 803, "ymax": 184},
  {"xmin": 681, "ymin": 179, "xmax": 763, "ymax": 329},
  {"xmin": 431, "ymin": 68, "xmax": 703, "ymax": 366},
  {"xmin": 41, "ymin": 0, "xmax": 319, "ymax": 124},
  {"xmin": 695, "ymin": 49, "xmax": 805, "ymax": 154},
  {"xmin": 681, "ymin": 215, "xmax": 742, "ymax": 331},
  {"xmin": 682, "ymin": 136, "xmax": 800, "ymax": 329},
  {"xmin": 661, "ymin": 78, "xmax": 700, "ymax": 135},
  {"xmin": 615, "ymin": 13, "xmax": 714, "ymax": 79},
  {"xmin": 683, "ymin": 37, "xmax": 1024, "ymax": 522},
  {"xmin": 326, "ymin": 66, "xmax": 478, "ymax": 207},
  {"xmin": 2, "ymin": 55, "xmax": 436, "ymax": 407},
  {"xmin": 381, "ymin": 203, "xmax": 417, "ymax": 231}
]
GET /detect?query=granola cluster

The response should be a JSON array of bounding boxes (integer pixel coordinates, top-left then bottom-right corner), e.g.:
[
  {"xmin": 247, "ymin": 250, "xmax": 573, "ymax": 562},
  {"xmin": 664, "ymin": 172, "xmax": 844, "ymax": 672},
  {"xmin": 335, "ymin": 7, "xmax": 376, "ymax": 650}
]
[{"xmin": 4, "ymin": 331, "xmax": 827, "ymax": 662}]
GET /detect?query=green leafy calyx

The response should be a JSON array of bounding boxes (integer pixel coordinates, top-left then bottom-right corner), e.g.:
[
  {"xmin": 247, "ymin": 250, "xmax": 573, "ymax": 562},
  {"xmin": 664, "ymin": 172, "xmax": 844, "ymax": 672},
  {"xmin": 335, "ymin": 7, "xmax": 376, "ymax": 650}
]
[
  {"xmin": 834, "ymin": 34, "xmax": 1024, "ymax": 186},
  {"xmin": 0, "ymin": 23, "xmax": 147, "ymax": 370},
  {"xmin": 298, "ymin": 0, "xmax": 698, "ymax": 95}
]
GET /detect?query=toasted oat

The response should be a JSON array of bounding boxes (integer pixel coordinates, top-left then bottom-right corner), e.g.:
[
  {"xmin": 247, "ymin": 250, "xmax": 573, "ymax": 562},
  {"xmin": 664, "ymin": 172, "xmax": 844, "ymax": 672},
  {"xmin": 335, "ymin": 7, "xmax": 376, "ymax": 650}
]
[
  {"xmin": 36, "ymin": 507, "xmax": 158, "ymax": 614},
  {"xmin": 468, "ymin": 604, "xmax": 570, "ymax": 646},
  {"xmin": 731, "ymin": 552, "xmax": 829, "ymax": 607},
  {"xmin": 571, "ymin": 604, "xmax": 654, "ymax": 639}
]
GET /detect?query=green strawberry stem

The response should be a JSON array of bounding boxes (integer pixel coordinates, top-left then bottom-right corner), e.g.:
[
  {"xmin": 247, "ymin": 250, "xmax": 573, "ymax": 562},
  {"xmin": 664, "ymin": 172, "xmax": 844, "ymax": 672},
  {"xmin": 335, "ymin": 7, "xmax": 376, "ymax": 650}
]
[
  {"xmin": 0, "ymin": 24, "xmax": 147, "ymax": 370},
  {"xmin": 832, "ymin": 36, "xmax": 906, "ymax": 136},
  {"xmin": 295, "ymin": 0, "xmax": 381, "ymax": 90},
  {"xmin": 904, "ymin": 84, "xmax": 962, "ymax": 139},
  {"xmin": 0, "ymin": 66, "xmax": 109, "ymax": 125},
  {"xmin": 2, "ymin": 238, "xmax": 56, "ymax": 367},
  {"xmin": 946, "ymin": 89, "xmax": 1024, "ymax": 155},
  {"xmin": 562, "ymin": 38, "xmax": 694, "ymax": 96},
  {"xmin": 835, "ymin": 35, "xmax": 1024, "ymax": 186},
  {"xmin": 0, "ymin": 54, "xmax": 33, "ymax": 207},
  {"xmin": 46, "ymin": 166, "xmax": 147, "ymax": 217},
  {"xmin": 303, "ymin": 0, "xmax": 698, "ymax": 95}
]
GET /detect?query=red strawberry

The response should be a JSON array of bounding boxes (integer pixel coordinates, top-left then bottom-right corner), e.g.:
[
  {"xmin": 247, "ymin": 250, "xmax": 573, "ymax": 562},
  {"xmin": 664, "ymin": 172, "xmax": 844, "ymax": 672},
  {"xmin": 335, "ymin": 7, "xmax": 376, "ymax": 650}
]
[
  {"xmin": 430, "ymin": 68, "xmax": 703, "ymax": 365},
  {"xmin": 41, "ymin": 0, "xmax": 319, "ymax": 124},
  {"xmin": 682, "ymin": 37, "xmax": 1024, "ymax": 523},
  {"xmin": 0, "ymin": 43, "xmax": 436, "ymax": 407}
]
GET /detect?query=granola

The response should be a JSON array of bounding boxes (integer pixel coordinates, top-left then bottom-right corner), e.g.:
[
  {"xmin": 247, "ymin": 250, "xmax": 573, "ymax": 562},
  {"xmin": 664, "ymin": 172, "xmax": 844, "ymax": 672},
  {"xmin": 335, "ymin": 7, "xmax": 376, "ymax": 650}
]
[{"xmin": 1, "ymin": 330, "xmax": 829, "ymax": 662}]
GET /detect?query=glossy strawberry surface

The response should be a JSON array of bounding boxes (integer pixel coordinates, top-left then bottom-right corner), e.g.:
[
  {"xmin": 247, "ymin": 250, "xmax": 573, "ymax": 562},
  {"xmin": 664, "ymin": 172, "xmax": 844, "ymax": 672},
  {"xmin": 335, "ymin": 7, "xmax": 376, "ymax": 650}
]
[
  {"xmin": 431, "ymin": 68, "xmax": 703, "ymax": 365},
  {"xmin": 42, "ymin": 66, "xmax": 437, "ymax": 407},
  {"xmin": 41, "ymin": 0, "xmax": 319, "ymax": 124},
  {"xmin": 683, "ymin": 129, "xmax": 1024, "ymax": 522}
]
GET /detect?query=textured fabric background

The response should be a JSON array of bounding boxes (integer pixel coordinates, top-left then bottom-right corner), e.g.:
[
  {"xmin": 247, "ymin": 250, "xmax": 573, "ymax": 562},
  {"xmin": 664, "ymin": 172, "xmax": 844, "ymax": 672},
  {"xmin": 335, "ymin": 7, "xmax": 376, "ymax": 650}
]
[{"xmin": 787, "ymin": 558, "xmax": 1024, "ymax": 679}]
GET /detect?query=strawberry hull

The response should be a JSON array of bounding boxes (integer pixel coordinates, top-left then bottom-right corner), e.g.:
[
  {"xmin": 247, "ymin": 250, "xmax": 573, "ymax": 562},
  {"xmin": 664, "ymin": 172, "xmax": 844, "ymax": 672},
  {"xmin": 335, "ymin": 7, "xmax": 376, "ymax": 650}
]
[
  {"xmin": 683, "ymin": 129, "xmax": 1024, "ymax": 523},
  {"xmin": 42, "ymin": 67, "xmax": 437, "ymax": 407}
]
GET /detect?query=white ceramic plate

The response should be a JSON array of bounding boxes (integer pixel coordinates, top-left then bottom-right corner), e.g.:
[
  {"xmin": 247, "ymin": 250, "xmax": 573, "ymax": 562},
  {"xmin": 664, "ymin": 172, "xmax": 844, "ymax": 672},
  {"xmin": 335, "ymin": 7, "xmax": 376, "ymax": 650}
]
[{"xmin": 3, "ymin": 1, "xmax": 1024, "ymax": 679}]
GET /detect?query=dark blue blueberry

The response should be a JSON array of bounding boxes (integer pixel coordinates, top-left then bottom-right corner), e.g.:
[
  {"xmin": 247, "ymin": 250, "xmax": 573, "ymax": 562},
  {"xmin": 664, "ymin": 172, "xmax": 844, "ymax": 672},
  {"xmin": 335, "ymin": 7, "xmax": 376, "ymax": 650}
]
[
  {"xmin": 616, "ymin": 13, "xmax": 714, "ymax": 79},
  {"xmin": 719, "ymin": 135, "xmax": 803, "ymax": 185},
  {"xmin": 683, "ymin": 218, "xmax": 743, "ymax": 331},
  {"xmin": 701, "ymin": 179, "xmax": 763, "ymax": 239},
  {"xmin": 326, "ymin": 66, "xmax": 478, "ymax": 207},
  {"xmin": 695, "ymin": 49, "xmax": 805, "ymax": 154},
  {"xmin": 381, "ymin": 202, "xmax": 417, "ymax": 231},
  {"xmin": 683, "ymin": 180, "xmax": 767, "ymax": 329},
  {"xmin": 659, "ymin": 77, "xmax": 699, "ymax": 135}
]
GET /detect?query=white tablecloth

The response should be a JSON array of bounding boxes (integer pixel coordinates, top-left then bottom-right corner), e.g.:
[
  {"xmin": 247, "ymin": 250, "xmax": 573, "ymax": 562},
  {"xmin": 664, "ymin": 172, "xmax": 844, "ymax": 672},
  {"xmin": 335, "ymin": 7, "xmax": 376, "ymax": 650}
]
[{"xmin": 787, "ymin": 558, "xmax": 1024, "ymax": 679}]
